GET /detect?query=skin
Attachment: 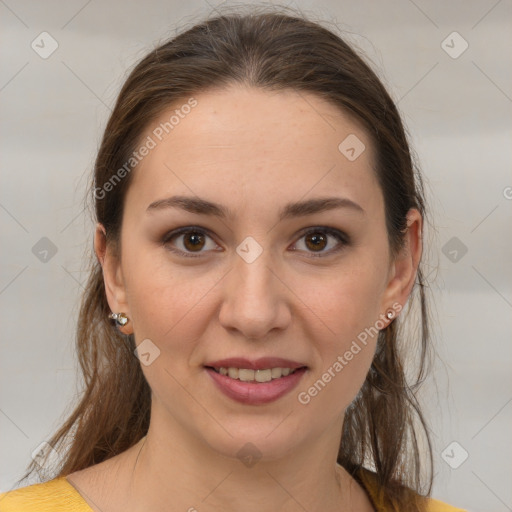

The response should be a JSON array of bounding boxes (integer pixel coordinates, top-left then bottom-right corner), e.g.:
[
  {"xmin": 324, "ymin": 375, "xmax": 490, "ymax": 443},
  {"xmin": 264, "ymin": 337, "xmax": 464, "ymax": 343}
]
[{"xmin": 67, "ymin": 84, "xmax": 422, "ymax": 512}]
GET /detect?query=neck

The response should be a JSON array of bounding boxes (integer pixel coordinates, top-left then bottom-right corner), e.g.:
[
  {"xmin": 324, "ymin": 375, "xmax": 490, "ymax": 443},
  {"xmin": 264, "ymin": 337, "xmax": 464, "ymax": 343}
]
[{"xmin": 121, "ymin": 415, "xmax": 356, "ymax": 512}]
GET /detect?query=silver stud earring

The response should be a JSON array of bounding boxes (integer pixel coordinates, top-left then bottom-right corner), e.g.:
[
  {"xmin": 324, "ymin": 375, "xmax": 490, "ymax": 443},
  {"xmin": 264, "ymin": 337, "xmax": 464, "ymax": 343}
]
[
  {"xmin": 386, "ymin": 309, "xmax": 395, "ymax": 320},
  {"xmin": 108, "ymin": 312, "xmax": 129, "ymax": 327}
]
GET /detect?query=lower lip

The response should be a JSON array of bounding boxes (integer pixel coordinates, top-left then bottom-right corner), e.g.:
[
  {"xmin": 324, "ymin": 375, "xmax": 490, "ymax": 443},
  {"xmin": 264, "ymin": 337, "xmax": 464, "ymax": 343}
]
[{"xmin": 205, "ymin": 367, "xmax": 307, "ymax": 405}]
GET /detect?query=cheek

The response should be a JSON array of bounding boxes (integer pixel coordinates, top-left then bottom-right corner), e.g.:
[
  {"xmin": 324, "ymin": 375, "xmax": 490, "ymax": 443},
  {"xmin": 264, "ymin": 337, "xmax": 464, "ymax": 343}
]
[
  {"xmin": 296, "ymin": 280, "xmax": 380, "ymax": 416},
  {"xmin": 126, "ymin": 267, "xmax": 222, "ymax": 342},
  {"xmin": 293, "ymin": 257, "xmax": 385, "ymax": 406},
  {"xmin": 294, "ymin": 257, "xmax": 386, "ymax": 342},
  {"xmin": 121, "ymin": 237, "xmax": 217, "ymax": 341}
]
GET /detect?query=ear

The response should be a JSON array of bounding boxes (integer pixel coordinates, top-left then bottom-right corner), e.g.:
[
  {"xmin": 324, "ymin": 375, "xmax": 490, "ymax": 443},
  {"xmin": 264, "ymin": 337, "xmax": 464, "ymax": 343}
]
[
  {"xmin": 94, "ymin": 223, "xmax": 133, "ymax": 335},
  {"xmin": 379, "ymin": 208, "xmax": 423, "ymax": 319}
]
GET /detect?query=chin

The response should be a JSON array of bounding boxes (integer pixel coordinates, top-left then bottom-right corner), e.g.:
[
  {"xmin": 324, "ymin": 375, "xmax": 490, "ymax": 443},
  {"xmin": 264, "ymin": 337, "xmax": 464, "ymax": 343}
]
[{"xmin": 193, "ymin": 412, "xmax": 312, "ymax": 465}]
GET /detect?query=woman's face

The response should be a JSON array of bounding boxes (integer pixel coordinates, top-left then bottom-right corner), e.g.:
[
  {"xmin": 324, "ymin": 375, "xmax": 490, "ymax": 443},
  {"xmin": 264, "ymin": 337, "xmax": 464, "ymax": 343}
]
[{"xmin": 100, "ymin": 84, "xmax": 419, "ymax": 461}]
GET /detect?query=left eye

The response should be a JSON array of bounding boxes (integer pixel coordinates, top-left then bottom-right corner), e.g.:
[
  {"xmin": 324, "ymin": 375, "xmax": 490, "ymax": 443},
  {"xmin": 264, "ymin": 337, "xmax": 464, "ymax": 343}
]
[
  {"xmin": 162, "ymin": 226, "xmax": 348, "ymax": 258},
  {"xmin": 291, "ymin": 228, "xmax": 348, "ymax": 257},
  {"xmin": 162, "ymin": 227, "xmax": 219, "ymax": 257}
]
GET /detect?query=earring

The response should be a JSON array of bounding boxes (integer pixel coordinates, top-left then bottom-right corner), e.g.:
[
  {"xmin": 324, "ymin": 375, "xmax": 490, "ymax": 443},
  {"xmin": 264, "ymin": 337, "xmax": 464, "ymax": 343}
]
[
  {"xmin": 386, "ymin": 309, "xmax": 395, "ymax": 320},
  {"xmin": 108, "ymin": 312, "xmax": 129, "ymax": 327}
]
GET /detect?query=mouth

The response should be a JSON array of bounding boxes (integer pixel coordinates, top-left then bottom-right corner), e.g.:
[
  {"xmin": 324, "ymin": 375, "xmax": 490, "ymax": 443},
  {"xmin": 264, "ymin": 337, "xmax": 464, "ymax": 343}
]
[
  {"xmin": 203, "ymin": 363, "xmax": 308, "ymax": 405},
  {"xmin": 204, "ymin": 365, "xmax": 307, "ymax": 383}
]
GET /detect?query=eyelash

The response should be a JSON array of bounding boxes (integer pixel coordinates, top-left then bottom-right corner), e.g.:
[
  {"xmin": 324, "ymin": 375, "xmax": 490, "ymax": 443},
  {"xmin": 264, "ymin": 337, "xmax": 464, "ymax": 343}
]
[{"xmin": 161, "ymin": 226, "xmax": 349, "ymax": 259}]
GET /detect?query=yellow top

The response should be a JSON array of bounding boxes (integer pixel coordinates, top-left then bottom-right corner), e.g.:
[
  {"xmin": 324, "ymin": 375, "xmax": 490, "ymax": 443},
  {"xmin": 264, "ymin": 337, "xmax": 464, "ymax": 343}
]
[{"xmin": 0, "ymin": 474, "xmax": 467, "ymax": 511}]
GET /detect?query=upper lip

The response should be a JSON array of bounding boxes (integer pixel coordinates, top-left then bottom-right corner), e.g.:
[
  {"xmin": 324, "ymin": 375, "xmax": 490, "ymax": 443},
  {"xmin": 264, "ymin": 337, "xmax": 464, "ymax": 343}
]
[{"xmin": 204, "ymin": 357, "xmax": 307, "ymax": 370}]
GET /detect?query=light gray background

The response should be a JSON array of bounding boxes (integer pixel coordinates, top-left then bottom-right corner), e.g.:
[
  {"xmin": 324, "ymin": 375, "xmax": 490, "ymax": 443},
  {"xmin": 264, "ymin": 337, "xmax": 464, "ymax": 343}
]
[{"xmin": 1, "ymin": 1, "xmax": 511, "ymax": 511}]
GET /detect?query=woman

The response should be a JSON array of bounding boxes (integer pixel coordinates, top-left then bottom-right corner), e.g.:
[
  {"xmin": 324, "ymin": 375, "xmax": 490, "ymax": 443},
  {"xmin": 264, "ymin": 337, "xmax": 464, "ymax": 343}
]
[{"xmin": 0, "ymin": 6, "xmax": 465, "ymax": 511}]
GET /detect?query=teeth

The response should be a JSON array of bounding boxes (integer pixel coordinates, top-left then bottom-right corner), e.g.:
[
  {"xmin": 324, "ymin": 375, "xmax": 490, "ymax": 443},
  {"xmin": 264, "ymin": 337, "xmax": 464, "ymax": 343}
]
[
  {"xmin": 239, "ymin": 368, "xmax": 255, "ymax": 381},
  {"xmin": 213, "ymin": 367, "xmax": 299, "ymax": 382},
  {"xmin": 255, "ymin": 369, "xmax": 271, "ymax": 383},
  {"xmin": 271, "ymin": 368, "xmax": 282, "ymax": 378}
]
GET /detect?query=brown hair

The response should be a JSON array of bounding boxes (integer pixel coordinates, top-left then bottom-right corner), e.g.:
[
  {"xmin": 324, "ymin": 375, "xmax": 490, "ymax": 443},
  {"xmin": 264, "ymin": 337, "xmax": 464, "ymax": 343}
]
[{"xmin": 20, "ymin": 4, "xmax": 434, "ymax": 509}]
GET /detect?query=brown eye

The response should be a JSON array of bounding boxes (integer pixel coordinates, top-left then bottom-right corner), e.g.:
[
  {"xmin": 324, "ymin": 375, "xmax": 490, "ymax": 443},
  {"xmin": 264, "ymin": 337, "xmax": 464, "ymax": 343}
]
[
  {"xmin": 162, "ymin": 227, "xmax": 218, "ymax": 258},
  {"xmin": 293, "ymin": 227, "xmax": 349, "ymax": 257},
  {"xmin": 183, "ymin": 232, "xmax": 206, "ymax": 251},
  {"xmin": 304, "ymin": 232, "xmax": 328, "ymax": 252}
]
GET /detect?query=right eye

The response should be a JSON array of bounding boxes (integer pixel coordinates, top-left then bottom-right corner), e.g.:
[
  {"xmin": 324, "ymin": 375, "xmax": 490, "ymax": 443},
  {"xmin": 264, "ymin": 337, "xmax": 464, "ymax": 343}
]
[{"xmin": 162, "ymin": 226, "xmax": 220, "ymax": 258}]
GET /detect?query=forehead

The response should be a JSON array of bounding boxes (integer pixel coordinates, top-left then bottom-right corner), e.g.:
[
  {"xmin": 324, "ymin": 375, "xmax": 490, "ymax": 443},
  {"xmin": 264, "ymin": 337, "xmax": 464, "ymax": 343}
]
[{"xmin": 127, "ymin": 84, "xmax": 382, "ymax": 217}]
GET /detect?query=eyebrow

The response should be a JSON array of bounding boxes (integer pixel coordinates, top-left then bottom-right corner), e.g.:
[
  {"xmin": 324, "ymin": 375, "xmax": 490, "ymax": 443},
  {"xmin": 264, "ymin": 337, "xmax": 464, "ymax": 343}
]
[{"xmin": 146, "ymin": 195, "xmax": 365, "ymax": 220}]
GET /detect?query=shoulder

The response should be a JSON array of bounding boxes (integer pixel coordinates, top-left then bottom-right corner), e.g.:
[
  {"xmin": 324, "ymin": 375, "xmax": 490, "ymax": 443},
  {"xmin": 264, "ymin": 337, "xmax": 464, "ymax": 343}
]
[
  {"xmin": 354, "ymin": 466, "xmax": 467, "ymax": 512},
  {"xmin": 426, "ymin": 497, "xmax": 468, "ymax": 512},
  {"xmin": 0, "ymin": 477, "xmax": 93, "ymax": 512}
]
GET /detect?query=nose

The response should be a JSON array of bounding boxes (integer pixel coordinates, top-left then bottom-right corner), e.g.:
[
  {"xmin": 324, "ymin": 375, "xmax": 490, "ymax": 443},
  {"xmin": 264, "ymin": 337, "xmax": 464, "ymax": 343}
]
[{"xmin": 218, "ymin": 247, "xmax": 291, "ymax": 341}]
